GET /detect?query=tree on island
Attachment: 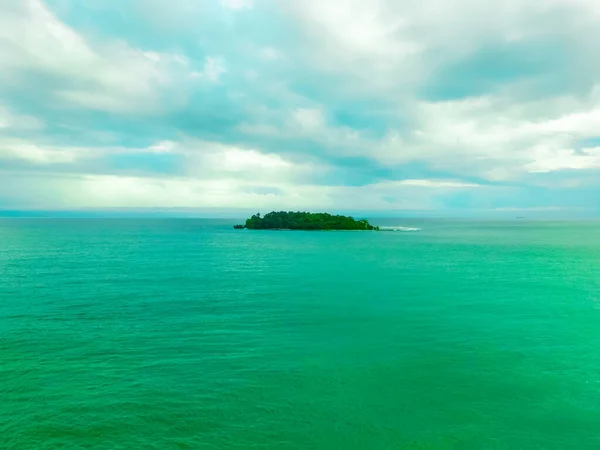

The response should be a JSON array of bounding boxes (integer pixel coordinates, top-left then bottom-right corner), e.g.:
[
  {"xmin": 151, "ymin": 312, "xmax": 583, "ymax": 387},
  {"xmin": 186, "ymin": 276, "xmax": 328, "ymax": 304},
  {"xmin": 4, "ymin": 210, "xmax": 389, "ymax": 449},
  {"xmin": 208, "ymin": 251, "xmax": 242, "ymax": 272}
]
[{"xmin": 234, "ymin": 211, "xmax": 379, "ymax": 231}]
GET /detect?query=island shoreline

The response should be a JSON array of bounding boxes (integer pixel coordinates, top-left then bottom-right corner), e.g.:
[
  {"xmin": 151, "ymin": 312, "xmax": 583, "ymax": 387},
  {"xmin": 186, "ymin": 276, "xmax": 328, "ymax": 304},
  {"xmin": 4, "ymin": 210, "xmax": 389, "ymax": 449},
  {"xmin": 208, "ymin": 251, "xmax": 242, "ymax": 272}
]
[{"xmin": 234, "ymin": 211, "xmax": 380, "ymax": 231}]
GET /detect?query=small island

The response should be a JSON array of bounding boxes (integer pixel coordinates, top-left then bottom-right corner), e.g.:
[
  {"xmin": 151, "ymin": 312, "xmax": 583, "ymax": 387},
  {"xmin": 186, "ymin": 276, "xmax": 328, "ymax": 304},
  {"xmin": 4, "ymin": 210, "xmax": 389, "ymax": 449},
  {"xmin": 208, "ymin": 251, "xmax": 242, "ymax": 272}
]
[{"xmin": 234, "ymin": 211, "xmax": 379, "ymax": 231}]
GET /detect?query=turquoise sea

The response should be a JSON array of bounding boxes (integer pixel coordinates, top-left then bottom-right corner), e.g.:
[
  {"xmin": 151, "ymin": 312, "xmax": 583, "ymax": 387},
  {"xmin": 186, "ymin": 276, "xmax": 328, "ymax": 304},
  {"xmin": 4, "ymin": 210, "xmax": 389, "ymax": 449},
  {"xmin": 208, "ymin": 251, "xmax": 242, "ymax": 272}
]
[{"xmin": 1, "ymin": 218, "xmax": 599, "ymax": 449}]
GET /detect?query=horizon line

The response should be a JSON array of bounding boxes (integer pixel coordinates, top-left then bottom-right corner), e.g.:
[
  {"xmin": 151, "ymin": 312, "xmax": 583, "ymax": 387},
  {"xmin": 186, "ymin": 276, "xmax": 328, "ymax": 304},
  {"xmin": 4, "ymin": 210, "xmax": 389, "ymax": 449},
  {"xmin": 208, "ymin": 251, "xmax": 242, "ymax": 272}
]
[{"xmin": 0, "ymin": 208, "xmax": 597, "ymax": 220}]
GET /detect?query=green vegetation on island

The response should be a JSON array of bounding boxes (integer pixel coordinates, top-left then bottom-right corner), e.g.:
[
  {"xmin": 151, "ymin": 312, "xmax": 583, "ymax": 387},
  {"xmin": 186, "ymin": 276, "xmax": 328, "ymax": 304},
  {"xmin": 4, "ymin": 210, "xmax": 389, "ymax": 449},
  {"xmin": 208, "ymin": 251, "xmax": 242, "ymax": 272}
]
[{"xmin": 234, "ymin": 211, "xmax": 379, "ymax": 231}]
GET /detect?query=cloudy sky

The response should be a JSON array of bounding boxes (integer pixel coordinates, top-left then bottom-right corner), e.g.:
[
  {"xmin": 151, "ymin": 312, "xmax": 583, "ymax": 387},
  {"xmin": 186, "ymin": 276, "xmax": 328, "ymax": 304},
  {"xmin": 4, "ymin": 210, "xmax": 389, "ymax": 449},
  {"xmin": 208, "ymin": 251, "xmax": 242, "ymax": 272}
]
[{"xmin": 0, "ymin": 0, "xmax": 599, "ymax": 216}]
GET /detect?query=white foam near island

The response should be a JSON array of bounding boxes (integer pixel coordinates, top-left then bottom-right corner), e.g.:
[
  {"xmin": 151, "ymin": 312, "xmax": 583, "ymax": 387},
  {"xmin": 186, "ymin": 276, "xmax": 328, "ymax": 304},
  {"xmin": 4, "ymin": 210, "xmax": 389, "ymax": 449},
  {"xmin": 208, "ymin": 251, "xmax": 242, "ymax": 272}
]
[{"xmin": 378, "ymin": 226, "xmax": 422, "ymax": 232}]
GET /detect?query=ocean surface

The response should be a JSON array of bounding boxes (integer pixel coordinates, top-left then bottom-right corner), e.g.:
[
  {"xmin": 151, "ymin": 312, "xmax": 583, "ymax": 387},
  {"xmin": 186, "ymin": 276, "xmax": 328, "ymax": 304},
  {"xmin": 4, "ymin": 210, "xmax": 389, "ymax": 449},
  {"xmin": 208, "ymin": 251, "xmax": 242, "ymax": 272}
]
[{"xmin": 1, "ymin": 218, "xmax": 599, "ymax": 449}]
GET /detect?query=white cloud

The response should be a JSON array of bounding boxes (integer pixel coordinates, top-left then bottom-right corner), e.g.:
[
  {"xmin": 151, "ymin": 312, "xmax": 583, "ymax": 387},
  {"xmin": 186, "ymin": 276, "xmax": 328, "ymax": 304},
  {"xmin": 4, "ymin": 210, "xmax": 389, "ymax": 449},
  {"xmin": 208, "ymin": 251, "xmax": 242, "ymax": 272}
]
[
  {"xmin": 290, "ymin": 108, "xmax": 326, "ymax": 131},
  {"xmin": 286, "ymin": 1, "xmax": 417, "ymax": 57},
  {"xmin": 190, "ymin": 57, "xmax": 226, "ymax": 82},
  {"xmin": 260, "ymin": 47, "xmax": 284, "ymax": 60},
  {"xmin": 0, "ymin": 137, "xmax": 178, "ymax": 166},
  {"xmin": 526, "ymin": 146, "xmax": 600, "ymax": 172},
  {"xmin": 148, "ymin": 141, "xmax": 177, "ymax": 153},
  {"xmin": 143, "ymin": 51, "xmax": 162, "ymax": 62},
  {"xmin": 393, "ymin": 179, "xmax": 481, "ymax": 188},
  {"xmin": 1, "ymin": 0, "xmax": 599, "ymax": 213},
  {"xmin": 0, "ymin": 132, "xmax": 486, "ymax": 210},
  {"xmin": 162, "ymin": 138, "xmax": 322, "ymax": 183},
  {"xmin": 0, "ymin": 138, "xmax": 79, "ymax": 164},
  {"xmin": 0, "ymin": 171, "xmax": 482, "ymax": 211},
  {"xmin": 0, "ymin": 105, "xmax": 45, "ymax": 130},
  {"xmin": 238, "ymin": 106, "xmax": 365, "ymax": 157},
  {"xmin": 237, "ymin": 89, "xmax": 600, "ymax": 181},
  {"xmin": 0, "ymin": 0, "xmax": 190, "ymax": 114},
  {"xmin": 331, "ymin": 90, "xmax": 600, "ymax": 178},
  {"xmin": 215, "ymin": 148, "xmax": 290, "ymax": 171}
]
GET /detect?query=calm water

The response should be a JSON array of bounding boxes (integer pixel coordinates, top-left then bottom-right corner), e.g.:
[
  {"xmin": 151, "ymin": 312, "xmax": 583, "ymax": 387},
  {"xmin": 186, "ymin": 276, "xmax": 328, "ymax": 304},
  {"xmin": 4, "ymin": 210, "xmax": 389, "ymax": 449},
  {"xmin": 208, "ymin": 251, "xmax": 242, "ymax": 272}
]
[{"xmin": 1, "ymin": 219, "xmax": 600, "ymax": 449}]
